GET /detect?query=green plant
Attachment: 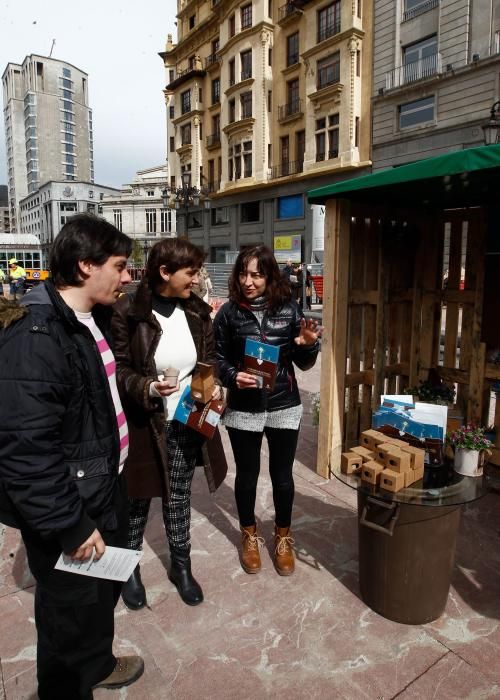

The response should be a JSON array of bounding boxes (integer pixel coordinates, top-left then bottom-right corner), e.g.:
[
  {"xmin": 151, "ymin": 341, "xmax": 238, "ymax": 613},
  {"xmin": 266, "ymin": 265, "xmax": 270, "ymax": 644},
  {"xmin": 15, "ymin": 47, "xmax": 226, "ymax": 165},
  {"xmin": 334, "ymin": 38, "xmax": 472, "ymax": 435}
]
[
  {"xmin": 311, "ymin": 393, "xmax": 320, "ymax": 427},
  {"xmin": 404, "ymin": 380, "xmax": 455, "ymax": 405},
  {"xmin": 446, "ymin": 424, "xmax": 492, "ymax": 451}
]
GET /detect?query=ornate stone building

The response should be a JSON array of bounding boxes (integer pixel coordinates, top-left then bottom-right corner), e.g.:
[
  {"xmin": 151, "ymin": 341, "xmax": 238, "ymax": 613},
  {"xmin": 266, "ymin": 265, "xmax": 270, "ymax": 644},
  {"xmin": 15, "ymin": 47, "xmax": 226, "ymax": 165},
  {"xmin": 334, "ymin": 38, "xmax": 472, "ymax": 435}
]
[{"xmin": 160, "ymin": 0, "xmax": 373, "ymax": 262}]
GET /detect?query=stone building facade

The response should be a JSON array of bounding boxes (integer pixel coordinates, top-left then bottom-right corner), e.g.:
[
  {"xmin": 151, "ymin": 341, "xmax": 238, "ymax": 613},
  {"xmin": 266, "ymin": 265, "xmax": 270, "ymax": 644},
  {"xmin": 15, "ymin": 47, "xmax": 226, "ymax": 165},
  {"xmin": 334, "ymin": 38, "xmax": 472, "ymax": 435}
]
[
  {"xmin": 371, "ymin": 0, "xmax": 500, "ymax": 169},
  {"xmin": 160, "ymin": 0, "xmax": 373, "ymax": 262}
]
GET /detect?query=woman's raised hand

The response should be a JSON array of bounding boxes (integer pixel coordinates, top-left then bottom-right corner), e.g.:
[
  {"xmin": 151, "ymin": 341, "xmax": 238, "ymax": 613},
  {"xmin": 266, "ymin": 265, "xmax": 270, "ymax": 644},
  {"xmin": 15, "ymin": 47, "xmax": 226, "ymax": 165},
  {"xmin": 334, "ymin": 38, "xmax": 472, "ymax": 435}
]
[{"xmin": 294, "ymin": 318, "xmax": 324, "ymax": 346}]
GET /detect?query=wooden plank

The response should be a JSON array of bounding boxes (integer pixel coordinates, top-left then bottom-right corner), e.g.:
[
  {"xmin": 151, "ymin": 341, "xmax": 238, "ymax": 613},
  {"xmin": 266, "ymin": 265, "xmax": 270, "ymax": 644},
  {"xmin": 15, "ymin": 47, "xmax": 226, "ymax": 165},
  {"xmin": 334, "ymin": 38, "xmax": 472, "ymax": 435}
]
[
  {"xmin": 443, "ymin": 219, "xmax": 462, "ymax": 369},
  {"xmin": 373, "ymin": 218, "xmax": 388, "ymax": 409},
  {"xmin": 317, "ymin": 199, "xmax": 351, "ymax": 478},
  {"xmin": 384, "ymin": 362, "xmax": 410, "ymax": 376},
  {"xmin": 434, "ymin": 366, "xmax": 469, "ymax": 385},
  {"xmin": 345, "ymin": 215, "xmax": 365, "ymax": 447},
  {"xmin": 349, "ymin": 289, "xmax": 378, "ymax": 305},
  {"xmin": 345, "ymin": 370, "xmax": 374, "ymax": 387},
  {"xmin": 466, "ymin": 211, "xmax": 486, "ymax": 423},
  {"xmin": 485, "ymin": 364, "xmax": 500, "ymax": 381},
  {"xmin": 360, "ymin": 217, "xmax": 378, "ymax": 432},
  {"xmin": 458, "ymin": 214, "xmax": 478, "ymax": 409},
  {"xmin": 419, "ymin": 216, "xmax": 443, "ymax": 377},
  {"xmin": 387, "ymin": 289, "xmax": 413, "ymax": 303}
]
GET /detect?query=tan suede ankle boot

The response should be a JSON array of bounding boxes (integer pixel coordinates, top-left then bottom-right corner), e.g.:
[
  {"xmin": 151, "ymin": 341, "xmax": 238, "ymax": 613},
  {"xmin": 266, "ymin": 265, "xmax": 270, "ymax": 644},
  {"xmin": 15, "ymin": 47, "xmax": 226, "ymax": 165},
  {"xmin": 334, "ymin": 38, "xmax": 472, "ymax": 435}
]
[
  {"xmin": 274, "ymin": 526, "xmax": 295, "ymax": 576},
  {"xmin": 240, "ymin": 525, "xmax": 263, "ymax": 574}
]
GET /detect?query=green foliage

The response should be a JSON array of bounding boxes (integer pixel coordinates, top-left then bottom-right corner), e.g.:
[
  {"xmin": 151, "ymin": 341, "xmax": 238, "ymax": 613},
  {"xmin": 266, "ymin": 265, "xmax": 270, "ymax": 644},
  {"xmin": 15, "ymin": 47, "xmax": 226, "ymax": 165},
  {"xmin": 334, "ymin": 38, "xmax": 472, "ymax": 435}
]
[
  {"xmin": 404, "ymin": 380, "xmax": 455, "ymax": 405},
  {"xmin": 446, "ymin": 424, "xmax": 492, "ymax": 451}
]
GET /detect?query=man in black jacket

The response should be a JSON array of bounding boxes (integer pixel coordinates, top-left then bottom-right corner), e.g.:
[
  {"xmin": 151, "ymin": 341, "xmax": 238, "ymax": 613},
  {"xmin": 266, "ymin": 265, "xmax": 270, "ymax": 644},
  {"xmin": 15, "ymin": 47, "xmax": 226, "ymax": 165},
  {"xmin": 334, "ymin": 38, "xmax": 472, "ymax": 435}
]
[{"xmin": 0, "ymin": 215, "xmax": 144, "ymax": 699}]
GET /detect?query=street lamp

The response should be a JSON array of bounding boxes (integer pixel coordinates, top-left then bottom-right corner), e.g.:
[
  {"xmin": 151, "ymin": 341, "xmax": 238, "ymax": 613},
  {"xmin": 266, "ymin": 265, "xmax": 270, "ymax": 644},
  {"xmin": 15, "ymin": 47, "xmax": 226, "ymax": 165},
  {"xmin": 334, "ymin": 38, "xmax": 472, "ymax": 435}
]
[
  {"xmin": 162, "ymin": 173, "xmax": 210, "ymax": 239},
  {"xmin": 143, "ymin": 239, "xmax": 150, "ymax": 265},
  {"xmin": 482, "ymin": 101, "xmax": 500, "ymax": 145}
]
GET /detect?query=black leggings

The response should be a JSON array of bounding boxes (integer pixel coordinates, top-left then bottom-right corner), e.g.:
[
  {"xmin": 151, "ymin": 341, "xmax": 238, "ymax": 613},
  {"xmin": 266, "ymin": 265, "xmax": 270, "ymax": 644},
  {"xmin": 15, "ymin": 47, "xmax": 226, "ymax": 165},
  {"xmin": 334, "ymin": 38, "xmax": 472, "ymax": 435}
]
[{"xmin": 227, "ymin": 426, "xmax": 299, "ymax": 529}]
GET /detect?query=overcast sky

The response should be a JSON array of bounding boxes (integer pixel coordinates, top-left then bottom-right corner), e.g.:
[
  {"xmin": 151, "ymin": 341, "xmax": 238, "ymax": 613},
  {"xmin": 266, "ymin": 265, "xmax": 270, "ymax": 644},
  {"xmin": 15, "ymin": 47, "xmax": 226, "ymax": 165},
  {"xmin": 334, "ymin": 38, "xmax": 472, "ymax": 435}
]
[{"xmin": 0, "ymin": 0, "xmax": 177, "ymax": 188}]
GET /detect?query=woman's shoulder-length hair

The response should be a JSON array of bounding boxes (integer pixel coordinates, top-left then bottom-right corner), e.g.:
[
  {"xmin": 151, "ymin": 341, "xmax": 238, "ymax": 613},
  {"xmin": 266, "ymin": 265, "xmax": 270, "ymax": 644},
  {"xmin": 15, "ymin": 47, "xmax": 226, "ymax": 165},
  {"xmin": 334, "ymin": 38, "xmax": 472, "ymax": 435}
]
[{"xmin": 228, "ymin": 245, "xmax": 292, "ymax": 310}]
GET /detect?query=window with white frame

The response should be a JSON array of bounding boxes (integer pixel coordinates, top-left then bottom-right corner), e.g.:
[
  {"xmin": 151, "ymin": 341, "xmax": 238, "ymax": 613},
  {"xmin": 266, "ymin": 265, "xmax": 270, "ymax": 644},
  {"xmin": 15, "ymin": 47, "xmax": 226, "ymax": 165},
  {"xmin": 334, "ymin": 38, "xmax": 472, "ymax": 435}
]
[
  {"xmin": 241, "ymin": 3, "xmax": 252, "ymax": 29},
  {"xmin": 243, "ymin": 141, "xmax": 252, "ymax": 177},
  {"xmin": 315, "ymin": 113, "xmax": 339, "ymax": 161},
  {"xmin": 147, "ymin": 189, "xmax": 155, "ymax": 197},
  {"xmin": 317, "ymin": 52, "xmax": 340, "ymax": 89},
  {"xmin": 160, "ymin": 209, "xmax": 172, "ymax": 233},
  {"xmin": 399, "ymin": 95, "xmax": 435, "ymax": 128},
  {"xmin": 113, "ymin": 209, "xmax": 122, "ymax": 231},
  {"xmin": 146, "ymin": 208, "xmax": 157, "ymax": 233}
]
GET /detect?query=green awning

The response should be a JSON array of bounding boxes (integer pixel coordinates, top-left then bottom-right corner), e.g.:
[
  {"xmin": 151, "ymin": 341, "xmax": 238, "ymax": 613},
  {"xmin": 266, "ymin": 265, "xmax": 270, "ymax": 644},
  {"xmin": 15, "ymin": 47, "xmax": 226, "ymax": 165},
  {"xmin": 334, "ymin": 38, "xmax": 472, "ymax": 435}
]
[{"xmin": 307, "ymin": 143, "xmax": 500, "ymax": 206}]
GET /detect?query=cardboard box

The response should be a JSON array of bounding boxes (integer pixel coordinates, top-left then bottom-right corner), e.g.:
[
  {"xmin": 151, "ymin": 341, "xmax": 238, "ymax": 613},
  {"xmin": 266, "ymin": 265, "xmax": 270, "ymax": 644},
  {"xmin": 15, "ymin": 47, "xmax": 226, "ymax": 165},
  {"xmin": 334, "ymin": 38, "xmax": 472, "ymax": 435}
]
[
  {"xmin": 380, "ymin": 468, "xmax": 405, "ymax": 492},
  {"xmin": 400, "ymin": 444, "xmax": 425, "ymax": 470},
  {"xmin": 404, "ymin": 469, "xmax": 416, "ymax": 487},
  {"xmin": 384, "ymin": 451, "xmax": 411, "ymax": 473},
  {"xmin": 360, "ymin": 460, "xmax": 384, "ymax": 485},
  {"xmin": 173, "ymin": 386, "xmax": 226, "ymax": 439},
  {"xmin": 350, "ymin": 445, "xmax": 375, "ymax": 462},
  {"xmin": 360, "ymin": 429, "xmax": 387, "ymax": 451},
  {"xmin": 412, "ymin": 465, "xmax": 425, "ymax": 484},
  {"xmin": 244, "ymin": 338, "xmax": 279, "ymax": 390},
  {"xmin": 341, "ymin": 452, "xmax": 363, "ymax": 475},
  {"xmin": 190, "ymin": 363, "xmax": 216, "ymax": 404},
  {"xmin": 374, "ymin": 442, "xmax": 400, "ymax": 465}
]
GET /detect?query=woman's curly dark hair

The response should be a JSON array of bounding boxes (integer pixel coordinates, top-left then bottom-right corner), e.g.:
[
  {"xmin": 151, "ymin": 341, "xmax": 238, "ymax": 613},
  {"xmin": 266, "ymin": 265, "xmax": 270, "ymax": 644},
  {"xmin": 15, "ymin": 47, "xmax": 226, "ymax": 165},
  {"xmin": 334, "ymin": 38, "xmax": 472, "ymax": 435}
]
[{"xmin": 228, "ymin": 245, "xmax": 291, "ymax": 311}]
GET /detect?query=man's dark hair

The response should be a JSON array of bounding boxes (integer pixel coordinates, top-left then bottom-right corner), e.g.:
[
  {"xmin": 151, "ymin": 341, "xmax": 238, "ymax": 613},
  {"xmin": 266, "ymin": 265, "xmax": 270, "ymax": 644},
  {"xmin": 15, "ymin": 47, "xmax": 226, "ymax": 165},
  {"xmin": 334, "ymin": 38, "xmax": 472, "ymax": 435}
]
[
  {"xmin": 50, "ymin": 214, "xmax": 132, "ymax": 288},
  {"xmin": 145, "ymin": 238, "xmax": 205, "ymax": 289},
  {"xmin": 228, "ymin": 245, "xmax": 291, "ymax": 310}
]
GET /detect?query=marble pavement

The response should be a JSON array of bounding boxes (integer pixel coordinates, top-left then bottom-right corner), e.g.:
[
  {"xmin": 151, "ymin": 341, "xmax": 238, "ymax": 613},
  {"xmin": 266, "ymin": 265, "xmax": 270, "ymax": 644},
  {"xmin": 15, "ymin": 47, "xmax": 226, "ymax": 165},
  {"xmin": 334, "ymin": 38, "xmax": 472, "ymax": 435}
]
[{"xmin": 1, "ymin": 356, "xmax": 500, "ymax": 699}]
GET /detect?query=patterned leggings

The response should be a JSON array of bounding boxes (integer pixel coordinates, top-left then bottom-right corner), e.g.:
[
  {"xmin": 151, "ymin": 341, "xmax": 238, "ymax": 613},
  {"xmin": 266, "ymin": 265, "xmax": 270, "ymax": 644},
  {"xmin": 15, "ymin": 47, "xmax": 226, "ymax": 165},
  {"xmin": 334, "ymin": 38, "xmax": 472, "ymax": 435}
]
[{"xmin": 127, "ymin": 421, "xmax": 202, "ymax": 553}]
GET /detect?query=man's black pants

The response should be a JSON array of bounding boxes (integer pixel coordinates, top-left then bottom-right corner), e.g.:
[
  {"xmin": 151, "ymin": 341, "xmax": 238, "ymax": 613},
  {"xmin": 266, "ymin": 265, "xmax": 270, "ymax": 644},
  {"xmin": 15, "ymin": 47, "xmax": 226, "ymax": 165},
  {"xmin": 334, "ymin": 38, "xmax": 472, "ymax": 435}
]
[{"xmin": 21, "ymin": 483, "xmax": 128, "ymax": 700}]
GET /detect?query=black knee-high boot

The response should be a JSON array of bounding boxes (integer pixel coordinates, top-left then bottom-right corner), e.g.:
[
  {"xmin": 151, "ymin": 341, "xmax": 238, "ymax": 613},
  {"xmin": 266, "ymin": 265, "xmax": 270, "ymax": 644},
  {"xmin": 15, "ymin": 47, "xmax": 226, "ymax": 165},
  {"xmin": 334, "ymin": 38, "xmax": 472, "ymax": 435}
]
[
  {"xmin": 168, "ymin": 547, "xmax": 203, "ymax": 606},
  {"xmin": 122, "ymin": 565, "xmax": 146, "ymax": 610}
]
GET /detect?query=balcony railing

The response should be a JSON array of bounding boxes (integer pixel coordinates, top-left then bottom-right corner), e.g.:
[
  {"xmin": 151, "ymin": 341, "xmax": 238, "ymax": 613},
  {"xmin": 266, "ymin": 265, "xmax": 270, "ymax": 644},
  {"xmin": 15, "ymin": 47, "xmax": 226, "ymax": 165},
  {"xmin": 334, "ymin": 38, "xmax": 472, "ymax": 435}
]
[
  {"xmin": 205, "ymin": 53, "xmax": 221, "ymax": 69},
  {"xmin": 269, "ymin": 160, "xmax": 304, "ymax": 179},
  {"xmin": 241, "ymin": 70, "xmax": 252, "ymax": 81},
  {"xmin": 317, "ymin": 20, "xmax": 340, "ymax": 43},
  {"xmin": 229, "ymin": 77, "xmax": 236, "ymax": 87},
  {"xmin": 385, "ymin": 53, "xmax": 441, "ymax": 90},
  {"xmin": 206, "ymin": 133, "xmax": 221, "ymax": 147},
  {"xmin": 402, "ymin": 0, "xmax": 439, "ymax": 22},
  {"xmin": 278, "ymin": 2, "xmax": 301, "ymax": 21},
  {"xmin": 278, "ymin": 99, "xmax": 302, "ymax": 120}
]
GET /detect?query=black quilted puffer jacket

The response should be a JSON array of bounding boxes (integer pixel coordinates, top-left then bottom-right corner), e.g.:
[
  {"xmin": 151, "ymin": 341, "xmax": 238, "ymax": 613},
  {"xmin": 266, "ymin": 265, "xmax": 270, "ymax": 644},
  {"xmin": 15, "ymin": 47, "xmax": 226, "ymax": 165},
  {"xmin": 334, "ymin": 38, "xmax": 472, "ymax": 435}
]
[
  {"xmin": 213, "ymin": 299, "xmax": 319, "ymax": 412},
  {"xmin": 0, "ymin": 282, "xmax": 122, "ymax": 553}
]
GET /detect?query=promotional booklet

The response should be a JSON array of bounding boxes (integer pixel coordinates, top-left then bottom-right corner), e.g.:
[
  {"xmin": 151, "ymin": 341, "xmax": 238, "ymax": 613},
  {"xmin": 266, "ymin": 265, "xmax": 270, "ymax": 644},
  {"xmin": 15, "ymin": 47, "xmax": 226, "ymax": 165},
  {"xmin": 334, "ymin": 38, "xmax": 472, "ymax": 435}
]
[
  {"xmin": 243, "ymin": 338, "xmax": 280, "ymax": 390},
  {"xmin": 173, "ymin": 385, "xmax": 225, "ymax": 439}
]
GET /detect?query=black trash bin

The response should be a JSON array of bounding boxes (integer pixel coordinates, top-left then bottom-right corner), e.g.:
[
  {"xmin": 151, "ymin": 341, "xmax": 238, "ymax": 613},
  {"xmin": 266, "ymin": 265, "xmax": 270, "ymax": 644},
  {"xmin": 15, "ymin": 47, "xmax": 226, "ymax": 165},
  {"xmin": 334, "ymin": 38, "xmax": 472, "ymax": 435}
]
[{"xmin": 357, "ymin": 491, "xmax": 461, "ymax": 624}]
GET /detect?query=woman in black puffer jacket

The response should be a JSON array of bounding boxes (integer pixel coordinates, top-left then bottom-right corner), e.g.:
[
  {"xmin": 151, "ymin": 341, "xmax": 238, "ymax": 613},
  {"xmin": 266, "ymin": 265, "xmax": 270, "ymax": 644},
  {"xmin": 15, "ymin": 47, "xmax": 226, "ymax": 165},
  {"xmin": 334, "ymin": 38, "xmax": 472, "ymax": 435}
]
[{"xmin": 214, "ymin": 245, "xmax": 322, "ymax": 576}]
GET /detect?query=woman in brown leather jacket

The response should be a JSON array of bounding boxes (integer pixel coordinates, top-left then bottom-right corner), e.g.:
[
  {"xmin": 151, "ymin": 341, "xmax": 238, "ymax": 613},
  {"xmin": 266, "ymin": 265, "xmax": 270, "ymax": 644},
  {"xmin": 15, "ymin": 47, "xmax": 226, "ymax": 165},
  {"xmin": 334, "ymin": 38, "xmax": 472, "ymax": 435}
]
[{"xmin": 111, "ymin": 238, "xmax": 226, "ymax": 609}]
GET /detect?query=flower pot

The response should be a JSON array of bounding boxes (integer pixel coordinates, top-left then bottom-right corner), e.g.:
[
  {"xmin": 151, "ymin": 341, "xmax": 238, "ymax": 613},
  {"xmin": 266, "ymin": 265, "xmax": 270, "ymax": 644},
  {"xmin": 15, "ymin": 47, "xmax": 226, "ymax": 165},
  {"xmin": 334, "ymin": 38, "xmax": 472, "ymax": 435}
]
[{"xmin": 454, "ymin": 448, "xmax": 483, "ymax": 477}]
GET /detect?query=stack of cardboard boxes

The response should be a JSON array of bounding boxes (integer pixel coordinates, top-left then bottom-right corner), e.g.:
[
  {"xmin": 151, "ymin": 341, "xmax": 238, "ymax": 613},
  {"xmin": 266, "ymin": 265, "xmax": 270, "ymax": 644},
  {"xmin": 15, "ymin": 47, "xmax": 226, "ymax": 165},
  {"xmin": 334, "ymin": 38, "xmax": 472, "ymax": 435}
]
[{"xmin": 340, "ymin": 429, "xmax": 425, "ymax": 492}]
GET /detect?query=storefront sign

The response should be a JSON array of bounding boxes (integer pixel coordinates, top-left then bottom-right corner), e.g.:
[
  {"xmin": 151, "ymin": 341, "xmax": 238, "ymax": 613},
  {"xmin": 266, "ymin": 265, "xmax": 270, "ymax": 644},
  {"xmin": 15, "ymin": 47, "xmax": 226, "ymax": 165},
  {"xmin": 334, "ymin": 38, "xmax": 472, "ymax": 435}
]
[{"xmin": 273, "ymin": 234, "xmax": 301, "ymax": 263}]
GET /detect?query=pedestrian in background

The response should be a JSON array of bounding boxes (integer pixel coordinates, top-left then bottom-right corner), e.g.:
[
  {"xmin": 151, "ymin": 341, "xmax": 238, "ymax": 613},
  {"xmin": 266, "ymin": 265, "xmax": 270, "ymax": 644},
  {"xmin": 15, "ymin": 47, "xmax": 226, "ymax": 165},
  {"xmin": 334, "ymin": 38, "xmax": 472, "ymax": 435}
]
[
  {"xmin": 214, "ymin": 245, "xmax": 322, "ymax": 577},
  {"xmin": 192, "ymin": 264, "xmax": 213, "ymax": 303},
  {"xmin": 8, "ymin": 258, "xmax": 26, "ymax": 299},
  {"xmin": 0, "ymin": 214, "xmax": 144, "ymax": 699},
  {"xmin": 111, "ymin": 238, "xmax": 227, "ymax": 610}
]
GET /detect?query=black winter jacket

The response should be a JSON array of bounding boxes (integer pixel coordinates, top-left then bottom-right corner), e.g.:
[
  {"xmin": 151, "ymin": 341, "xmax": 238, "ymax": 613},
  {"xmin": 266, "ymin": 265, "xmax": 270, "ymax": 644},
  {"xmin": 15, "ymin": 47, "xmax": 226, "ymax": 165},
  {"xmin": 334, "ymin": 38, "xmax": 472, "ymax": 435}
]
[
  {"xmin": 213, "ymin": 299, "xmax": 319, "ymax": 412},
  {"xmin": 0, "ymin": 283, "xmax": 122, "ymax": 553}
]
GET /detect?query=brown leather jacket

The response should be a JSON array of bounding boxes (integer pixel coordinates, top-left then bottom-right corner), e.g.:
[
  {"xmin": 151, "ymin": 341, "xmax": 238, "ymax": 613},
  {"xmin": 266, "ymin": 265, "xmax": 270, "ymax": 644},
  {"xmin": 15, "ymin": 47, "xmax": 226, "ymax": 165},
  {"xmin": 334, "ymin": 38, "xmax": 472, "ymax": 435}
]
[{"xmin": 111, "ymin": 281, "xmax": 227, "ymax": 500}]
